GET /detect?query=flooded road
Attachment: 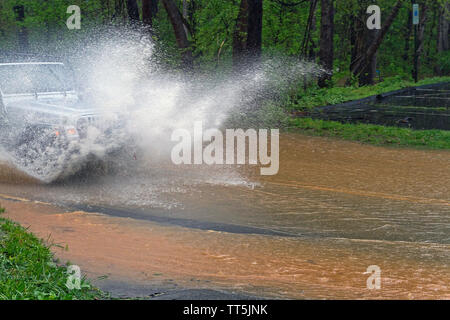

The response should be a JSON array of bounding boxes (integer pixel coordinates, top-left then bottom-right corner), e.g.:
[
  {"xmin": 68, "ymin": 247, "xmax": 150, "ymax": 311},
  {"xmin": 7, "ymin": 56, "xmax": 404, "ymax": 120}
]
[{"xmin": 0, "ymin": 133, "xmax": 449, "ymax": 299}]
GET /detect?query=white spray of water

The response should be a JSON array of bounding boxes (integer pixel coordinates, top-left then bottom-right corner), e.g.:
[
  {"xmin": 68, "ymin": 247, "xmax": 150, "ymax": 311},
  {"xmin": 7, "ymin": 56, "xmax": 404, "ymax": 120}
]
[{"xmin": 0, "ymin": 28, "xmax": 324, "ymax": 184}]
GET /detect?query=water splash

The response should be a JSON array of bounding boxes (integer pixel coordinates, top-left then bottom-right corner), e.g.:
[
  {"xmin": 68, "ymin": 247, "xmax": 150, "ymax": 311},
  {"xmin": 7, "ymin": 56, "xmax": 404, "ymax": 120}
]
[{"xmin": 0, "ymin": 27, "xmax": 324, "ymax": 183}]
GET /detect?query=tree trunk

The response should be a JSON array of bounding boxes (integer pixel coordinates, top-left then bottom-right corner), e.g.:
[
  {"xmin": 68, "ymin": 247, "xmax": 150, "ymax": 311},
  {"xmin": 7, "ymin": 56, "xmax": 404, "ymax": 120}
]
[
  {"xmin": 436, "ymin": 2, "xmax": 449, "ymax": 75},
  {"xmin": 13, "ymin": 5, "xmax": 29, "ymax": 53},
  {"xmin": 402, "ymin": 8, "xmax": 412, "ymax": 61},
  {"xmin": 308, "ymin": 10, "xmax": 317, "ymax": 60},
  {"xmin": 425, "ymin": 3, "xmax": 438, "ymax": 59},
  {"xmin": 152, "ymin": 0, "xmax": 159, "ymax": 16},
  {"xmin": 142, "ymin": 0, "xmax": 153, "ymax": 26},
  {"xmin": 126, "ymin": 0, "xmax": 140, "ymax": 23},
  {"xmin": 161, "ymin": 0, "xmax": 193, "ymax": 70},
  {"xmin": 246, "ymin": 0, "xmax": 263, "ymax": 61},
  {"xmin": 415, "ymin": 2, "xmax": 428, "ymax": 76},
  {"xmin": 113, "ymin": 0, "xmax": 126, "ymax": 22},
  {"xmin": 318, "ymin": 0, "xmax": 334, "ymax": 88},
  {"xmin": 437, "ymin": 3, "xmax": 449, "ymax": 53},
  {"xmin": 349, "ymin": 16, "xmax": 358, "ymax": 73},
  {"xmin": 182, "ymin": 0, "xmax": 189, "ymax": 37},
  {"xmin": 349, "ymin": 3, "xmax": 369, "ymax": 76},
  {"xmin": 300, "ymin": 0, "xmax": 318, "ymax": 58},
  {"xmin": 359, "ymin": 29, "xmax": 379, "ymax": 85},
  {"xmin": 143, "ymin": 0, "xmax": 159, "ymax": 26},
  {"xmin": 232, "ymin": 0, "xmax": 263, "ymax": 70},
  {"xmin": 188, "ymin": 0, "xmax": 197, "ymax": 39},
  {"xmin": 351, "ymin": 0, "xmax": 405, "ymax": 85},
  {"xmin": 232, "ymin": 0, "xmax": 249, "ymax": 71},
  {"xmin": 356, "ymin": 0, "xmax": 380, "ymax": 86}
]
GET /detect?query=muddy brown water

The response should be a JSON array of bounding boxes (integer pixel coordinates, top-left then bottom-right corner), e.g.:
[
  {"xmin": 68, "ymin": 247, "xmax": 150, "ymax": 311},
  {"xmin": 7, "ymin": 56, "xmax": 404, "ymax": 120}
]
[{"xmin": 0, "ymin": 133, "xmax": 449, "ymax": 299}]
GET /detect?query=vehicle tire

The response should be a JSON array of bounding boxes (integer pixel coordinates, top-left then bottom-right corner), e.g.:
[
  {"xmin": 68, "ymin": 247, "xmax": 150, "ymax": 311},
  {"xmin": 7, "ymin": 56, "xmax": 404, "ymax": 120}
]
[{"xmin": 14, "ymin": 126, "xmax": 61, "ymax": 167}]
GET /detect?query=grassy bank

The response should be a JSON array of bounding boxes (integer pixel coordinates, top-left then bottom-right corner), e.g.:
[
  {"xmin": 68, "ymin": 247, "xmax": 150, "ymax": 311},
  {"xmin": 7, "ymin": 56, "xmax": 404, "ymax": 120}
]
[
  {"xmin": 280, "ymin": 76, "xmax": 450, "ymax": 150},
  {"xmin": 288, "ymin": 118, "xmax": 450, "ymax": 150},
  {"xmin": 0, "ymin": 207, "xmax": 106, "ymax": 300},
  {"xmin": 286, "ymin": 76, "xmax": 450, "ymax": 111}
]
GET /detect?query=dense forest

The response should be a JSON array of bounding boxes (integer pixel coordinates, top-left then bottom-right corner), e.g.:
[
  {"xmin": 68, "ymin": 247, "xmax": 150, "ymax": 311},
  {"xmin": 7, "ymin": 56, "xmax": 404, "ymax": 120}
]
[{"xmin": 0, "ymin": 0, "xmax": 449, "ymax": 88}]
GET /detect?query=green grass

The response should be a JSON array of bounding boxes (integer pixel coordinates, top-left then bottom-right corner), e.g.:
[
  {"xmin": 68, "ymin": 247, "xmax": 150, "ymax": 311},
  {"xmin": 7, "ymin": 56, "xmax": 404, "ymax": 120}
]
[
  {"xmin": 0, "ymin": 208, "xmax": 107, "ymax": 300},
  {"xmin": 286, "ymin": 76, "xmax": 450, "ymax": 111},
  {"xmin": 288, "ymin": 117, "xmax": 450, "ymax": 150},
  {"xmin": 280, "ymin": 76, "xmax": 450, "ymax": 149}
]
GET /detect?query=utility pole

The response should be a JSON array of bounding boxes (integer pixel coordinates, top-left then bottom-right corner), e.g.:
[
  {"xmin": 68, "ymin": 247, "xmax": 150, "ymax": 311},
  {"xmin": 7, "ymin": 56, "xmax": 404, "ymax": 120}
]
[{"xmin": 412, "ymin": 2, "xmax": 419, "ymax": 82}]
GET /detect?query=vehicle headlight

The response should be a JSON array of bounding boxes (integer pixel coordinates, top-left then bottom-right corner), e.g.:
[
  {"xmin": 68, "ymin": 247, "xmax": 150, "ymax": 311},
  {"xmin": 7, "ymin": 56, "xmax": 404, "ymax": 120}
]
[
  {"xmin": 54, "ymin": 126, "xmax": 78, "ymax": 138},
  {"xmin": 66, "ymin": 127, "xmax": 77, "ymax": 135}
]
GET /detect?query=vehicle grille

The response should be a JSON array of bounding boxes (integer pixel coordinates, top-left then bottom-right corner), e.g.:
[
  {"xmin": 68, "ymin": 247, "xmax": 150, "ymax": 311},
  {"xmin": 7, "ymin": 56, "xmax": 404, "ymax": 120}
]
[{"xmin": 76, "ymin": 115, "xmax": 115, "ymax": 138}]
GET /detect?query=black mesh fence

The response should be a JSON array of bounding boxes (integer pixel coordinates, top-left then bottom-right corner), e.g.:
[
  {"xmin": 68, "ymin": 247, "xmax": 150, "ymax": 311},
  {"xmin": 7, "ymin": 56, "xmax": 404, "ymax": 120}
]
[{"xmin": 308, "ymin": 82, "xmax": 450, "ymax": 130}]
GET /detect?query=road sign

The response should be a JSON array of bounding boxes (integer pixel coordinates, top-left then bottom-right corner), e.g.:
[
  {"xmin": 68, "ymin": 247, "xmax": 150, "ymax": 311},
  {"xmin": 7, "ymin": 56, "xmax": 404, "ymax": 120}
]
[
  {"xmin": 412, "ymin": 3, "xmax": 419, "ymax": 82},
  {"xmin": 413, "ymin": 4, "xmax": 419, "ymax": 25}
]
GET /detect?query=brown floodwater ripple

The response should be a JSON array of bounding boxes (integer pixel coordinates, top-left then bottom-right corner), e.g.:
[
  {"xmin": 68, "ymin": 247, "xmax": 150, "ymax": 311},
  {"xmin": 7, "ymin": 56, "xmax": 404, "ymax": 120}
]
[{"xmin": 0, "ymin": 134, "xmax": 449, "ymax": 299}]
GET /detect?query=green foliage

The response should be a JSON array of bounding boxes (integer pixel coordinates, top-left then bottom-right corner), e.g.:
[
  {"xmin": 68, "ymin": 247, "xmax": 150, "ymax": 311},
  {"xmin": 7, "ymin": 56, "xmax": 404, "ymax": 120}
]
[
  {"xmin": 263, "ymin": 0, "xmax": 310, "ymax": 55},
  {"xmin": 288, "ymin": 118, "xmax": 450, "ymax": 149},
  {"xmin": 286, "ymin": 76, "xmax": 450, "ymax": 111},
  {"xmin": 0, "ymin": 0, "xmax": 104, "ymax": 53},
  {"xmin": 193, "ymin": 0, "xmax": 238, "ymax": 68},
  {"xmin": 225, "ymin": 102, "xmax": 290, "ymax": 129},
  {"xmin": 436, "ymin": 51, "xmax": 450, "ymax": 75},
  {"xmin": 0, "ymin": 0, "xmax": 448, "ymax": 149},
  {"xmin": 0, "ymin": 215, "xmax": 107, "ymax": 300},
  {"xmin": 0, "ymin": 0, "xmax": 448, "ymax": 78}
]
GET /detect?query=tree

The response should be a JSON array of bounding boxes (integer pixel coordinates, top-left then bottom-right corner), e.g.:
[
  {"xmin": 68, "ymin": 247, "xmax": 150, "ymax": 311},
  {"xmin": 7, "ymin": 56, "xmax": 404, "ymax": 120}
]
[
  {"xmin": 348, "ymin": 0, "xmax": 380, "ymax": 86},
  {"xmin": 232, "ymin": 0, "xmax": 263, "ymax": 70},
  {"xmin": 436, "ymin": 1, "xmax": 449, "ymax": 75},
  {"xmin": 300, "ymin": 0, "xmax": 319, "ymax": 58},
  {"xmin": 318, "ymin": 0, "xmax": 334, "ymax": 87},
  {"xmin": 142, "ymin": 0, "xmax": 159, "ymax": 27},
  {"xmin": 414, "ymin": 1, "xmax": 429, "ymax": 80},
  {"xmin": 233, "ymin": 0, "xmax": 249, "ymax": 70},
  {"xmin": 247, "ymin": 0, "xmax": 263, "ymax": 60},
  {"xmin": 360, "ymin": 25, "xmax": 379, "ymax": 86},
  {"xmin": 0, "ymin": 0, "xmax": 446, "ymax": 79},
  {"xmin": 437, "ymin": 2, "xmax": 449, "ymax": 53},
  {"xmin": 161, "ymin": 0, "xmax": 193, "ymax": 69},
  {"xmin": 142, "ymin": 0, "xmax": 153, "ymax": 26},
  {"xmin": 351, "ymin": 0, "xmax": 405, "ymax": 85},
  {"xmin": 113, "ymin": 0, "xmax": 126, "ymax": 22},
  {"xmin": 13, "ymin": 5, "xmax": 29, "ymax": 53},
  {"xmin": 126, "ymin": 0, "xmax": 140, "ymax": 23},
  {"xmin": 402, "ymin": 7, "xmax": 412, "ymax": 61}
]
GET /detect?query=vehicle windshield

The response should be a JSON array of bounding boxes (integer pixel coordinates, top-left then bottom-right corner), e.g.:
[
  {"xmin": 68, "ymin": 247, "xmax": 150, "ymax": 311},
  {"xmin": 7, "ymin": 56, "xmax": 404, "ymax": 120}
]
[{"xmin": 0, "ymin": 63, "xmax": 75, "ymax": 95}]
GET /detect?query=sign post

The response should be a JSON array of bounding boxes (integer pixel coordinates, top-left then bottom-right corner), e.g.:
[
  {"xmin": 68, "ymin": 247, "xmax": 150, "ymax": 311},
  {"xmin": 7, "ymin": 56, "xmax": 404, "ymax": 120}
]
[
  {"xmin": 412, "ymin": 4, "xmax": 419, "ymax": 25},
  {"xmin": 412, "ymin": 3, "xmax": 419, "ymax": 82}
]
